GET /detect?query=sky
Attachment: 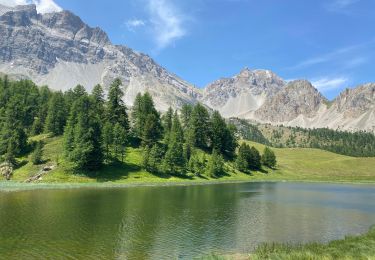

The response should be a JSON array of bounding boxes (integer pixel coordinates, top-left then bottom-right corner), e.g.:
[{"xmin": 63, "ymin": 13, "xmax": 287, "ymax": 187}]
[{"xmin": 1, "ymin": 0, "xmax": 375, "ymax": 100}]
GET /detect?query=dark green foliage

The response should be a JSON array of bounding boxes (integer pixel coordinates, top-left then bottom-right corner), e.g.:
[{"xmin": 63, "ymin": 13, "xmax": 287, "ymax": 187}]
[
  {"xmin": 189, "ymin": 103, "xmax": 211, "ymax": 149},
  {"xmin": 107, "ymin": 78, "xmax": 129, "ymax": 130},
  {"xmin": 249, "ymin": 146, "xmax": 262, "ymax": 169},
  {"xmin": 45, "ymin": 91, "xmax": 67, "ymax": 136},
  {"xmin": 162, "ymin": 107, "xmax": 173, "ymax": 143},
  {"xmin": 163, "ymin": 112, "xmax": 185, "ymax": 175},
  {"xmin": 262, "ymin": 147, "xmax": 277, "ymax": 168},
  {"xmin": 235, "ymin": 143, "xmax": 262, "ymax": 172},
  {"xmin": 91, "ymin": 84, "xmax": 105, "ymax": 121},
  {"xmin": 102, "ymin": 122, "xmax": 114, "ymax": 161},
  {"xmin": 210, "ymin": 111, "xmax": 237, "ymax": 158},
  {"xmin": 31, "ymin": 141, "xmax": 43, "ymax": 165},
  {"xmin": 235, "ymin": 143, "xmax": 251, "ymax": 172},
  {"xmin": 188, "ymin": 151, "xmax": 206, "ymax": 176},
  {"xmin": 131, "ymin": 92, "xmax": 162, "ymax": 145},
  {"xmin": 231, "ymin": 118, "xmax": 270, "ymax": 145},
  {"xmin": 64, "ymin": 95, "xmax": 103, "ymax": 170},
  {"xmin": 113, "ymin": 123, "xmax": 127, "ymax": 162},
  {"xmin": 180, "ymin": 103, "xmax": 193, "ymax": 130},
  {"xmin": 143, "ymin": 144, "xmax": 165, "ymax": 173},
  {"xmin": 206, "ymin": 149, "xmax": 224, "ymax": 177}
]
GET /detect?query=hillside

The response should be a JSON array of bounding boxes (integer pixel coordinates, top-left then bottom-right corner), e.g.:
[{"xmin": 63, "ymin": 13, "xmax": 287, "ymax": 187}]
[{"xmin": 8, "ymin": 135, "xmax": 375, "ymax": 184}]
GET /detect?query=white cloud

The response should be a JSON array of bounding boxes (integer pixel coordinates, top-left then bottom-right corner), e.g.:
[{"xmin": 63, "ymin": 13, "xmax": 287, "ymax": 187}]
[
  {"xmin": 312, "ymin": 77, "xmax": 348, "ymax": 92},
  {"xmin": 147, "ymin": 0, "xmax": 186, "ymax": 50},
  {"xmin": 126, "ymin": 19, "xmax": 146, "ymax": 31},
  {"xmin": 0, "ymin": 0, "xmax": 62, "ymax": 13}
]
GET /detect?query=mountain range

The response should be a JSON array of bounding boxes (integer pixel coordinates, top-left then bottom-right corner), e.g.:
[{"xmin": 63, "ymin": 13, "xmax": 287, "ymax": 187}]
[{"xmin": 1, "ymin": 4, "xmax": 374, "ymax": 132}]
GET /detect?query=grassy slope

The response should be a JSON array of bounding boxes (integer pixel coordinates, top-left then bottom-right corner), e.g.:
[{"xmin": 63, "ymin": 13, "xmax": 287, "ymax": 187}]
[
  {"xmin": 202, "ymin": 226, "xmax": 375, "ymax": 260},
  {"xmin": 8, "ymin": 135, "xmax": 375, "ymax": 184}
]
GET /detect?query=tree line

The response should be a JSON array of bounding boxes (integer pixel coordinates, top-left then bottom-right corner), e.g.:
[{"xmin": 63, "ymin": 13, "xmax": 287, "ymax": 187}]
[
  {"xmin": 232, "ymin": 118, "xmax": 375, "ymax": 157},
  {"xmin": 0, "ymin": 76, "xmax": 276, "ymax": 177}
]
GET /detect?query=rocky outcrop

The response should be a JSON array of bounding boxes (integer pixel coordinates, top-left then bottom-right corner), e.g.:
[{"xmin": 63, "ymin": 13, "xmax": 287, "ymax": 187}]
[
  {"xmin": 255, "ymin": 80, "xmax": 327, "ymax": 122},
  {"xmin": 0, "ymin": 4, "xmax": 201, "ymax": 111},
  {"xmin": 201, "ymin": 68, "xmax": 285, "ymax": 117},
  {"xmin": 0, "ymin": 161, "xmax": 13, "ymax": 180}
]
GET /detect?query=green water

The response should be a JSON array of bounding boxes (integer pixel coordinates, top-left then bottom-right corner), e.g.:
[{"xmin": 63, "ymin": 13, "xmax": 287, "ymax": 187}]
[{"xmin": 0, "ymin": 182, "xmax": 374, "ymax": 259}]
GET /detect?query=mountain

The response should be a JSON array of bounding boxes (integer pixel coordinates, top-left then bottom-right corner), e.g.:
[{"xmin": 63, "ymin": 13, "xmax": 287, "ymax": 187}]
[
  {"xmin": 0, "ymin": 4, "xmax": 201, "ymax": 111},
  {"xmin": 201, "ymin": 68, "xmax": 285, "ymax": 118},
  {"xmin": 202, "ymin": 69, "xmax": 375, "ymax": 132}
]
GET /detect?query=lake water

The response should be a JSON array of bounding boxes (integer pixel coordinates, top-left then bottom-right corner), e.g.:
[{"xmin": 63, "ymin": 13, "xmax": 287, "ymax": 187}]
[{"xmin": 0, "ymin": 182, "xmax": 375, "ymax": 259}]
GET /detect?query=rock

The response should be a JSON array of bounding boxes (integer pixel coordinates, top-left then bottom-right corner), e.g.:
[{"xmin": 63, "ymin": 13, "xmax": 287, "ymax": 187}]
[{"xmin": 0, "ymin": 161, "xmax": 13, "ymax": 180}]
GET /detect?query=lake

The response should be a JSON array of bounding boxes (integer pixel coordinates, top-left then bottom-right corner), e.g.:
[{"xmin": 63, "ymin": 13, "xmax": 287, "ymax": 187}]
[{"xmin": 0, "ymin": 182, "xmax": 375, "ymax": 259}]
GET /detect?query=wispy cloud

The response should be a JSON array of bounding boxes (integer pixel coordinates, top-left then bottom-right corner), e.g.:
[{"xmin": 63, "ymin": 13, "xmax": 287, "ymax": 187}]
[
  {"xmin": 147, "ymin": 0, "xmax": 187, "ymax": 50},
  {"xmin": 286, "ymin": 40, "xmax": 372, "ymax": 71},
  {"xmin": 312, "ymin": 77, "xmax": 348, "ymax": 92},
  {"xmin": 0, "ymin": 0, "xmax": 62, "ymax": 13},
  {"xmin": 125, "ymin": 19, "xmax": 146, "ymax": 31},
  {"xmin": 324, "ymin": 0, "xmax": 360, "ymax": 13}
]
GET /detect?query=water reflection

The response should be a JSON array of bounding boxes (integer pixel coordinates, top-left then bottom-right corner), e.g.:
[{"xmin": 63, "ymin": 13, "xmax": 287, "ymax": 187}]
[{"xmin": 0, "ymin": 182, "xmax": 374, "ymax": 259}]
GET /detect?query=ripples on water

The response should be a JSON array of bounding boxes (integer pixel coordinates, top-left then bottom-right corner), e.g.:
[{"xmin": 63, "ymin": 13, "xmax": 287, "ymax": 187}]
[{"xmin": 0, "ymin": 182, "xmax": 374, "ymax": 259}]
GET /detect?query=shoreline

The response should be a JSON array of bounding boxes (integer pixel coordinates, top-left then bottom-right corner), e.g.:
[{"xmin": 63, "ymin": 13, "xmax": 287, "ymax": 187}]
[{"xmin": 1, "ymin": 178, "xmax": 375, "ymax": 192}]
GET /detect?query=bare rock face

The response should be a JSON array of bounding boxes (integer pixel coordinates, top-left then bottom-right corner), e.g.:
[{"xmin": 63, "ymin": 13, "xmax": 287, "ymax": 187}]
[
  {"xmin": 0, "ymin": 4, "xmax": 201, "ymax": 111},
  {"xmin": 201, "ymin": 68, "xmax": 285, "ymax": 117},
  {"xmin": 255, "ymin": 80, "xmax": 327, "ymax": 122}
]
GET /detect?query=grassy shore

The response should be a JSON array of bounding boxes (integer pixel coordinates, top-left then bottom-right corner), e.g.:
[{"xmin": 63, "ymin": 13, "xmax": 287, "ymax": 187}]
[
  {"xmin": 4, "ymin": 135, "xmax": 375, "ymax": 186},
  {"xmin": 202, "ymin": 226, "xmax": 375, "ymax": 260}
]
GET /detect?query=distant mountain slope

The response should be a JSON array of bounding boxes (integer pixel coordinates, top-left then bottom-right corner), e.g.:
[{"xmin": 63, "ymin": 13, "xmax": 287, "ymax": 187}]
[
  {"xmin": 0, "ymin": 4, "xmax": 201, "ymax": 111},
  {"xmin": 201, "ymin": 68, "xmax": 285, "ymax": 118},
  {"xmin": 202, "ymin": 69, "xmax": 375, "ymax": 132}
]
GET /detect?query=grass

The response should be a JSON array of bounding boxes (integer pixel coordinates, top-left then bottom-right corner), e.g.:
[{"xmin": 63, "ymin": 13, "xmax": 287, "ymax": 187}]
[
  {"xmin": 200, "ymin": 226, "xmax": 375, "ymax": 260},
  {"xmin": 4, "ymin": 135, "xmax": 375, "ymax": 185}
]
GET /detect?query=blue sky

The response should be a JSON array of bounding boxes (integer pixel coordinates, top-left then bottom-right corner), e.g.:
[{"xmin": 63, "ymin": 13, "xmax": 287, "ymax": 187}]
[{"xmin": 2, "ymin": 0, "xmax": 374, "ymax": 99}]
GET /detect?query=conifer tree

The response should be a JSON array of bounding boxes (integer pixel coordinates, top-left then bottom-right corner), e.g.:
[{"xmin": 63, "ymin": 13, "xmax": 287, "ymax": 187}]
[
  {"xmin": 64, "ymin": 95, "xmax": 103, "ymax": 170},
  {"xmin": 190, "ymin": 103, "xmax": 211, "ymax": 149},
  {"xmin": 113, "ymin": 123, "xmax": 127, "ymax": 162},
  {"xmin": 107, "ymin": 79, "xmax": 129, "ymax": 130},
  {"xmin": 91, "ymin": 84, "xmax": 105, "ymax": 121},
  {"xmin": 249, "ymin": 146, "xmax": 261, "ymax": 169},
  {"xmin": 262, "ymin": 147, "xmax": 277, "ymax": 168},
  {"xmin": 102, "ymin": 122, "xmax": 114, "ymax": 161},
  {"xmin": 206, "ymin": 149, "xmax": 224, "ymax": 177},
  {"xmin": 235, "ymin": 143, "xmax": 251, "ymax": 172},
  {"xmin": 163, "ymin": 112, "xmax": 185, "ymax": 174},
  {"xmin": 210, "ymin": 111, "xmax": 237, "ymax": 158},
  {"xmin": 45, "ymin": 91, "xmax": 67, "ymax": 136},
  {"xmin": 31, "ymin": 141, "xmax": 43, "ymax": 165},
  {"xmin": 162, "ymin": 107, "xmax": 173, "ymax": 143},
  {"xmin": 180, "ymin": 103, "xmax": 193, "ymax": 130}
]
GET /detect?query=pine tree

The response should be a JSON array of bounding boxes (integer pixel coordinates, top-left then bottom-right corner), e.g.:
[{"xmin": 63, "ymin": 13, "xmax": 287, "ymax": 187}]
[
  {"xmin": 262, "ymin": 147, "xmax": 277, "ymax": 168},
  {"xmin": 235, "ymin": 143, "xmax": 251, "ymax": 172},
  {"xmin": 142, "ymin": 113, "xmax": 163, "ymax": 146},
  {"xmin": 107, "ymin": 79, "xmax": 129, "ymax": 130},
  {"xmin": 249, "ymin": 146, "xmax": 261, "ymax": 169},
  {"xmin": 180, "ymin": 103, "xmax": 193, "ymax": 130},
  {"xmin": 64, "ymin": 96, "xmax": 103, "ymax": 170},
  {"xmin": 103, "ymin": 122, "xmax": 114, "ymax": 161},
  {"xmin": 190, "ymin": 103, "xmax": 211, "ymax": 149},
  {"xmin": 113, "ymin": 123, "xmax": 127, "ymax": 162},
  {"xmin": 45, "ymin": 91, "xmax": 67, "ymax": 136},
  {"xmin": 206, "ymin": 149, "xmax": 224, "ymax": 177},
  {"xmin": 210, "ymin": 111, "xmax": 237, "ymax": 158},
  {"xmin": 163, "ymin": 112, "xmax": 185, "ymax": 175},
  {"xmin": 162, "ymin": 107, "xmax": 173, "ymax": 143},
  {"xmin": 91, "ymin": 84, "xmax": 105, "ymax": 121}
]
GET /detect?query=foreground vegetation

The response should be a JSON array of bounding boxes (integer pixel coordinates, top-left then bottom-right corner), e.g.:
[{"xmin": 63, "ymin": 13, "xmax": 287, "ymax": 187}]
[
  {"xmin": 202, "ymin": 226, "xmax": 375, "ymax": 260},
  {"xmin": 4, "ymin": 133, "xmax": 375, "ymax": 184}
]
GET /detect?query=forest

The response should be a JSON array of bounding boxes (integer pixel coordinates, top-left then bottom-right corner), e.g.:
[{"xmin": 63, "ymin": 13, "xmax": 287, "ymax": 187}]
[{"xmin": 0, "ymin": 76, "xmax": 276, "ymax": 179}]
